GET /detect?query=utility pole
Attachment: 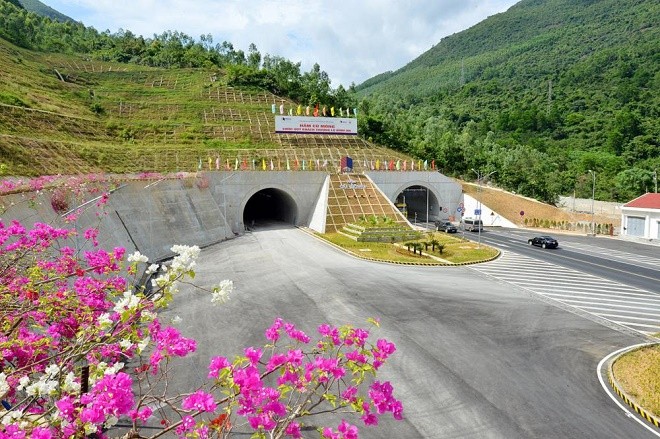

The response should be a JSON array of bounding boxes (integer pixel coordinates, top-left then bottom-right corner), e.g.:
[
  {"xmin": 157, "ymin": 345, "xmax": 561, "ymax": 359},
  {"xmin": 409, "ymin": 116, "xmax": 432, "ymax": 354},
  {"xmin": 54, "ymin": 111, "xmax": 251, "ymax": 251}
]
[
  {"xmin": 470, "ymin": 169, "xmax": 496, "ymax": 249},
  {"xmin": 588, "ymin": 170, "xmax": 596, "ymax": 236}
]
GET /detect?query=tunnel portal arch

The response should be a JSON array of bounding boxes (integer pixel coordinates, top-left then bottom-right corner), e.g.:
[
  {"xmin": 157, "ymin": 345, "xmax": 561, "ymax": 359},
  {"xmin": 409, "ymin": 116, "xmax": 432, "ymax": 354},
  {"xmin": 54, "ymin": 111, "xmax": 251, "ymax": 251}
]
[
  {"xmin": 395, "ymin": 185, "xmax": 443, "ymax": 225},
  {"xmin": 243, "ymin": 187, "xmax": 298, "ymax": 228}
]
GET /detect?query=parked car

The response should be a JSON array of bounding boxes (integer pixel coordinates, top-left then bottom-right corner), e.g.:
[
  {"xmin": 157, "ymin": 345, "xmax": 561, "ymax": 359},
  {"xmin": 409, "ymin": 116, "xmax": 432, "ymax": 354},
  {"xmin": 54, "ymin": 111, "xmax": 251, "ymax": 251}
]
[
  {"xmin": 461, "ymin": 218, "xmax": 483, "ymax": 232},
  {"xmin": 435, "ymin": 220, "xmax": 457, "ymax": 233},
  {"xmin": 528, "ymin": 235, "xmax": 559, "ymax": 249}
]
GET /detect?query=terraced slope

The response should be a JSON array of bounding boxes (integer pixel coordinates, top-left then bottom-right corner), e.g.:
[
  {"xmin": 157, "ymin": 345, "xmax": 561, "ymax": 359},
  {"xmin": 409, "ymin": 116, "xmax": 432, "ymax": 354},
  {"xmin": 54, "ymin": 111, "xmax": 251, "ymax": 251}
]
[{"xmin": 0, "ymin": 39, "xmax": 415, "ymax": 177}]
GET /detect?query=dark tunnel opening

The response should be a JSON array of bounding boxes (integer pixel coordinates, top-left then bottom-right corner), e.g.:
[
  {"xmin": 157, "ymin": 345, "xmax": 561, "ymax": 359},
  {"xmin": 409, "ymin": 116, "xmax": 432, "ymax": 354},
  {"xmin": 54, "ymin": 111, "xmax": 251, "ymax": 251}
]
[{"xmin": 243, "ymin": 188, "xmax": 298, "ymax": 228}]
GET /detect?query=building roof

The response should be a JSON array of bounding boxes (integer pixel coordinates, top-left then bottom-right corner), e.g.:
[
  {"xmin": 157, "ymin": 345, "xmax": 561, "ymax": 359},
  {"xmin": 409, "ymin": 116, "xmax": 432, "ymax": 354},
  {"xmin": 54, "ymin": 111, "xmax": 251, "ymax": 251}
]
[{"xmin": 623, "ymin": 193, "xmax": 660, "ymax": 209}]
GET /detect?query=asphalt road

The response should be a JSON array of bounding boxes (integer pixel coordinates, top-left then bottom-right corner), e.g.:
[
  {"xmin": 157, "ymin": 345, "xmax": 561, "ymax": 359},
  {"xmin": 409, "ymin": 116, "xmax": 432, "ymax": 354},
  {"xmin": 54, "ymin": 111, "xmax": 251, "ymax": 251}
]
[
  {"xmin": 161, "ymin": 223, "xmax": 657, "ymax": 438},
  {"xmin": 461, "ymin": 228, "xmax": 660, "ymax": 293}
]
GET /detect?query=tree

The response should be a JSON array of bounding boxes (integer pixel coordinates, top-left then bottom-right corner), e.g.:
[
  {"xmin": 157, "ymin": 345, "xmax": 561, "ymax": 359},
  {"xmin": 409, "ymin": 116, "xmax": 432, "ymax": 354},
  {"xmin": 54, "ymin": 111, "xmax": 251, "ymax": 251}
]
[{"xmin": 247, "ymin": 43, "xmax": 261, "ymax": 70}]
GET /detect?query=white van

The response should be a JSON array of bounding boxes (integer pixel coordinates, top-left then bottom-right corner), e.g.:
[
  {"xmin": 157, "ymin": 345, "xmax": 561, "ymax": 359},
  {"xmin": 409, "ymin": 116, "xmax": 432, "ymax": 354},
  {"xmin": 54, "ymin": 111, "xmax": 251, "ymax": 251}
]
[{"xmin": 461, "ymin": 217, "xmax": 483, "ymax": 232}]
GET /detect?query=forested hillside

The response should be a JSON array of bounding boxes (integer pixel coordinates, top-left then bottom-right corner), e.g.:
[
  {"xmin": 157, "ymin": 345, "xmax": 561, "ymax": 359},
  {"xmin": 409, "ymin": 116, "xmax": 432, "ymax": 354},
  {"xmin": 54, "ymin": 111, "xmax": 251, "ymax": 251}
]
[
  {"xmin": 0, "ymin": 0, "xmax": 355, "ymax": 110},
  {"xmin": 18, "ymin": 0, "xmax": 74, "ymax": 23},
  {"xmin": 1, "ymin": 0, "xmax": 657, "ymax": 203},
  {"xmin": 357, "ymin": 0, "xmax": 659, "ymax": 203}
]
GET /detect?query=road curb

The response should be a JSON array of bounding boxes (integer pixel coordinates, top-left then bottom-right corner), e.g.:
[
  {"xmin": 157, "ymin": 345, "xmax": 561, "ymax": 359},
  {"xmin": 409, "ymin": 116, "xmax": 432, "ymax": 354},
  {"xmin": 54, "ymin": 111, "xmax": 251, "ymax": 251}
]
[{"xmin": 607, "ymin": 344, "xmax": 660, "ymax": 429}]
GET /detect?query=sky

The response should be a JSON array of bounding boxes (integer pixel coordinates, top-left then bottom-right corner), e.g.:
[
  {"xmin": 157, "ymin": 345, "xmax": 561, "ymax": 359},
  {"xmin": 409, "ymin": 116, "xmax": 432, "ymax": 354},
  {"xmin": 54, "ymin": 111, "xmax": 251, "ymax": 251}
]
[{"xmin": 44, "ymin": 1, "xmax": 520, "ymax": 88}]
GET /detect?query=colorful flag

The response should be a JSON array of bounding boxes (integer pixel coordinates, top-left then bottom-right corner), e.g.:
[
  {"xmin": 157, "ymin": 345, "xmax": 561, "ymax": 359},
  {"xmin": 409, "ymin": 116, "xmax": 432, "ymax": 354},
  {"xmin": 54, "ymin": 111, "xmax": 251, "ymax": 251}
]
[
  {"xmin": 376, "ymin": 159, "xmax": 380, "ymax": 170},
  {"xmin": 216, "ymin": 156, "xmax": 220, "ymax": 170},
  {"xmin": 411, "ymin": 160, "xmax": 414, "ymax": 171},
  {"xmin": 331, "ymin": 107, "xmax": 335, "ymax": 117},
  {"xmin": 431, "ymin": 159, "xmax": 435, "ymax": 170},
  {"xmin": 226, "ymin": 158, "xmax": 230, "ymax": 170},
  {"xmin": 234, "ymin": 158, "xmax": 239, "ymax": 170},
  {"xmin": 270, "ymin": 159, "xmax": 274, "ymax": 170},
  {"xmin": 316, "ymin": 159, "xmax": 320, "ymax": 169},
  {"xmin": 288, "ymin": 108, "xmax": 293, "ymax": 116},
  {"xmin": 322, "ymin": 106, "xmax": 327, "ymax": 116},
  {"xmin": 370, "ymin": 160, "xmax": 375, "ymax": 170},
  {"xmin": 286, "ymin": 158, "xmax": 290, "ymax": 171},
  {"xmin": 241, "ymin": 158, "xmax": 247, "ymax": 170},
  {"xmin": 306, "ymin": 105, "xmax": 310, "ymax": 116},
  {"xmin": 279, "ymin": 103, "xmax": 284, "ymax": 115},
  {"xmin": 302, "ymin": 160, "xmax": 306, "ymax": 171},
  {"xmin": 423, "ymin": 160, "xmax": 428, "ymax": 170},
  {"xmin": 271, "ymin": 103, "xmax": 276, "ymax": 114},
  {"xmin": 403, "ymin": 160, "xmax": 407, "ymax": 171},
  {"xmin": 295, "ymin": 159, "xmax": 299, "ymax": 170},
  {"xmin": 396, "ymin": 160, "xmax": 400, "ymax": 171},
  {"xmin": 389, "ymin": 160, "xmax": 394, "ymax": 171},
  {"xmin": 353, "ymin": 108, "xmax": 357, "ymax": 116},
  {"xmin": 418, "ymin": 160, "xmax": 422, "ymax": 170},
  {"xmin": 340, "ymin": 108, "xmax": 344, "ymax": 117},
  {"xmin": 313, "ymin": 104, "xmax": 319, "ymax": 117},
  {"xmin": 297, "ymin": 104, "xmax": 302, "ymax": 115}
]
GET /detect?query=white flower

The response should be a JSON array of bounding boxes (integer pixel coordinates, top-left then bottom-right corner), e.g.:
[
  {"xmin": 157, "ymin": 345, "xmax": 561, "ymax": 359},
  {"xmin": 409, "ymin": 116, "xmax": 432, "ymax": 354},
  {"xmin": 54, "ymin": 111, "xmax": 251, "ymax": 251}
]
[
  {"xmin": 172, "ymin": 315, "xmax": 182, "ymax": 324},
  {"xmin": 113, "ymin": 290, "xmax": 140, "ymax": 314},
  {"xmin": 45, "ymin": 364, "xmax": 60, "ymax": 377},
  {"xmin": 1, "ymin": 410, "xmax": 23, "ymax": 426},
  {"xmin": 104, "ymin": 362, "xmax": 124, "ymax": 375},
  {"xmin": 0, "ymin": 373, "xmax": 8, "ymax": 397},
  {"xmin": 127, "ymin": 251, "xmax": 149, "ymax": 263},
  {"xmin": 84, "ymin": 423, "xmax": 98, "ymax": 435},
  {"xmin": 119, "ymin": 339, "xmax": 133, "ymax": 350},
  {"xmin": 26, "ymin": 379, "xmax": 58, "ymax": 397},
  {"xmin": 98, "ymin": 313, "xmax": 113, "ymax": 330},
  {"xmin": 137, "ymin": 337, "xmax": 150, "ymax": 354},
  {"xmin": 211, "ymin": 279, "xmax": 233, "ymax": 305},
  {"xmin": 17, "ymin": 376, "xmax": 30, "ymax": 392},
  {"xmin": 63, "ymin": 372, "xmax": 80, "ymax": 393},
  {"xmin": 170, "ymin": 245, "xmax": 200, "ymax": 272},
  {"xmin": 145, "ymin": 263, "xmax": 159, "ymax": 275}
]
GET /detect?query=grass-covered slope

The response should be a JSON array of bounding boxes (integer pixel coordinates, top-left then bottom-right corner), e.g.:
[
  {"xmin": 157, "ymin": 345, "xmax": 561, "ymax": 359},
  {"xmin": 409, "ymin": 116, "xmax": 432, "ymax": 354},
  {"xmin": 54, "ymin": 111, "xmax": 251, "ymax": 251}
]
[{"xmin": 0, "ymin": 38, "xmax": 412, "ymax": 177}]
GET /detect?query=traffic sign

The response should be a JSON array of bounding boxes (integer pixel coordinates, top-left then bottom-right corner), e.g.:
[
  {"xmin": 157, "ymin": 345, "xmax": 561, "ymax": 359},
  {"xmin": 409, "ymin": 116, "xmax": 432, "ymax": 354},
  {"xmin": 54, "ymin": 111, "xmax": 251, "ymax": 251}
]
[
  {"xmin": 474, "ymin": 209, "xmax": 481, "ymax": 215},
  {"xmin": 456, "ymin": 207, "xmax": 463, "ymax": 213}
]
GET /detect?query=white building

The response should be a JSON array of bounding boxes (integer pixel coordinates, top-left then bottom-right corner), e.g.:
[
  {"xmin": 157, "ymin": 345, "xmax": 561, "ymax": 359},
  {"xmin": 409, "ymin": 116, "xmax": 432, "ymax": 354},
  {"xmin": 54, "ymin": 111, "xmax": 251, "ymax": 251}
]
[{"xmin": 620, "ymin": 193, "xmax": 660, "ymax": 242}]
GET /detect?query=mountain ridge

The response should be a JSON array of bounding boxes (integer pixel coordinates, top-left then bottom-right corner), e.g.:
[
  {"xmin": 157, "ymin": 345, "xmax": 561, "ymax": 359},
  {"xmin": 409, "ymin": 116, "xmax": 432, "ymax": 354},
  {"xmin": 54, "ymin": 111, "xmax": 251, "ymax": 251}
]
[{"xmin": 18, "ymin": 0, "xmax": 74, "ymax": 23}]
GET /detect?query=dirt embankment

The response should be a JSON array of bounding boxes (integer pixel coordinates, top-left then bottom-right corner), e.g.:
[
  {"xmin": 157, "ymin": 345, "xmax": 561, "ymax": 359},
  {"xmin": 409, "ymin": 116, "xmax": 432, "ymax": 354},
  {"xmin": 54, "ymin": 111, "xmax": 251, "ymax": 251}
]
[{"xmin": 462, "ymin": 183, "xmax": 620, "ymax": 229}]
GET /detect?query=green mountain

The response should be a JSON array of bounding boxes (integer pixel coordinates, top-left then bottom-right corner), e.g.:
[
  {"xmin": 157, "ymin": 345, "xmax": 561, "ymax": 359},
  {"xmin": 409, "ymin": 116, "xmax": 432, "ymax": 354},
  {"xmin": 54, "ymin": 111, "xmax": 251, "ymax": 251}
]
[
  {"xmin": 356, "ymin": 0, "xmax": 659, "ymax": 203},
  {"xmin": 18, "ymin": 0, "xmax": 74, "ymax": 22}
]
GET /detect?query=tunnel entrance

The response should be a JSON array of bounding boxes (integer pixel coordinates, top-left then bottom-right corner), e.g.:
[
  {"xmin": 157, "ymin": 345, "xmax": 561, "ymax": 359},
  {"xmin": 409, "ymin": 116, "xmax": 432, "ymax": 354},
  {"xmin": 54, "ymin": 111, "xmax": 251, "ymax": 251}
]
[
  {"xmin": 243, "ymin": 188, "xmax": 298, "ymax": 229},
  {"xmin": 395, "ymin": 185, "xmax": 441, "ymax": 227}
]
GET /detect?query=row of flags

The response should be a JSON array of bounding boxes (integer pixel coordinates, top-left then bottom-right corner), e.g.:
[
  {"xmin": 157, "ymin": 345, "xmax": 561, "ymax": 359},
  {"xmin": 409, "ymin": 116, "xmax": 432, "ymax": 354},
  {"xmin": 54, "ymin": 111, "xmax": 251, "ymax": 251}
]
[
  {"xmin": 271, "ymin": 103, "xmax": 357, "ymax": 118},
  {"xmin": 198, "ymin": 157, "xmax": 436, "ymax": 172}
]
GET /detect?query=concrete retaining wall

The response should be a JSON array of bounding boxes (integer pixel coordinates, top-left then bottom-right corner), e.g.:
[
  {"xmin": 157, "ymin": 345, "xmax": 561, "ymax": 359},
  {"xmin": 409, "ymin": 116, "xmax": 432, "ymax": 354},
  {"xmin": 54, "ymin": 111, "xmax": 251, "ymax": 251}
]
[{"xmin": 0, "ymin": 171, "xmax": 463, "ymax": 260}]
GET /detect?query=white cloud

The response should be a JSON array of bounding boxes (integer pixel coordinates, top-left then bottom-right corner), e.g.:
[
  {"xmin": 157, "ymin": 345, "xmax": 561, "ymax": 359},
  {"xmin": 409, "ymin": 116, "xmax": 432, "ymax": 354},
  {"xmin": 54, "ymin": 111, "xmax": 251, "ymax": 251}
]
[{"xmin": 46, "ymin": 0, "xmax": 519, "ymax": 87}]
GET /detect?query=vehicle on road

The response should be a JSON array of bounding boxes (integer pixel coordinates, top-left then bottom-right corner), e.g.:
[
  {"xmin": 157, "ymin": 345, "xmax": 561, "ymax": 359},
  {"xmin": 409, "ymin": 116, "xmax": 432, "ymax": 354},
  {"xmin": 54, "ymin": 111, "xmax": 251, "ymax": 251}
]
[
  {"xmin": 435, "ymin": 220, "xmax": 457, "ymax": 233},
  {"xmin": 461, "ymin": 218, "xmax": 483, "ymax": 232},
  {"xmin": 528, "ymin": 235, "xmax": 559, "ymax": 249}
]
